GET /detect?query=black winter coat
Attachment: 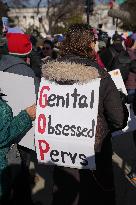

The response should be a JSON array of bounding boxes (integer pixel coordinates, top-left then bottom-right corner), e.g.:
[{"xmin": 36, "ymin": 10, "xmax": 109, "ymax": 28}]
[{"xmin": 42, "ymin": 55, "xmax": 128, "ymax": 205}]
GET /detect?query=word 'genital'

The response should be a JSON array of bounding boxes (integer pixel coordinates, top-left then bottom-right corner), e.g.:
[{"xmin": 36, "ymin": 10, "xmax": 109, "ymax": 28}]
[{"xmin": 39, "ymin": 86, "xmax": 94, "ymax": 108}]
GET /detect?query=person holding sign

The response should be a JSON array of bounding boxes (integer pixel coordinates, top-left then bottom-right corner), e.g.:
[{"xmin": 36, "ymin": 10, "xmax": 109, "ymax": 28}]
[
  {"xmin": 0, "ymin": 31, "xmax": 40, "ymax": 204},
  {"xmin": 0, "ymin": 90, "xmax": 36, "ymax": 204},
  {"xmin": 40, "ymin": 24, "xmax": 128, "ymax": 205},
  {"xmin": 0, "ymin": 32, "xmax": 39, "ymax": 192}
]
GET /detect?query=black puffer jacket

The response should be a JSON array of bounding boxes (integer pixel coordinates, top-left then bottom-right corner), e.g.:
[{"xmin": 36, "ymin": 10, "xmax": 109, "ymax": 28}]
[{"xmin": 42, "ymin": 55, "xmax": 128, "ymax": 205}]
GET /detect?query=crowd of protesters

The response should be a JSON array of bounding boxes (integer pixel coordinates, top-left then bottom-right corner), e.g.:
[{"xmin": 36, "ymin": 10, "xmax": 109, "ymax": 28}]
[{"xmin": 0, "ymin": 18, "xmax": 136, "ymax": 205}]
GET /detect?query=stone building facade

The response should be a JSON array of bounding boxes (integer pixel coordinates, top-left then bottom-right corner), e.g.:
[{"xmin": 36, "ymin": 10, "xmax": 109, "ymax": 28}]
[
  {"xmin": 8, "ymin": 7, "xmax": 49, "ymax": 37},
  {"xmin": 7, "ymin": 4, "xmax": 119, "ymax": 37}
]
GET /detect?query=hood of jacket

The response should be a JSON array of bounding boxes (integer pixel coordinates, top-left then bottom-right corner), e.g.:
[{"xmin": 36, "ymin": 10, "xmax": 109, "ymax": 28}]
[
  {"xmin": 0, "ymin": 55, "xmax": 26, "ymax": 72},
  {"xmin": 42, "ymin": 59, "xmax": 101, "ymax": 84}
]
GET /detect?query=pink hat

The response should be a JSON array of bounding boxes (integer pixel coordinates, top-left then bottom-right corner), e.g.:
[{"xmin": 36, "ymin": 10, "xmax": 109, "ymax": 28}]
[{"xmin": 6, "ymin": 33, "xmax": 32, "ymax": 56}]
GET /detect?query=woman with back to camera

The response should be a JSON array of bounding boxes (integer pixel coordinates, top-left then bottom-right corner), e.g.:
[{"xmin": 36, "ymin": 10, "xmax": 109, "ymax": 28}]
[{"xmin": 42, "ymin": 24, "xmax": 128, "ymax": 205}]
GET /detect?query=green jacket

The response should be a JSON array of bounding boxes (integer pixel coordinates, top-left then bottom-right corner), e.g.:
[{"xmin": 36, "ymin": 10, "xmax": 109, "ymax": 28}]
[{"xmin": 0, "ymin": 99, "xmax": 32, "ymax": 170}]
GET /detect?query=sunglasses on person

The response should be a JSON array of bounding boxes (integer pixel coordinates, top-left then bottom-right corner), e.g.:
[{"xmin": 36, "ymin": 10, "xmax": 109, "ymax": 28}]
[{"xmin": 42, "ymin": 46, "xmax": 51, "ymax": 50}]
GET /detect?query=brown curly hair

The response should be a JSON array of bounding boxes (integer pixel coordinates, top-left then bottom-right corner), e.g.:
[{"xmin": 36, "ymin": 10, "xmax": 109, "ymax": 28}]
[{"xmin": 60, "ymin": 24, "xmax": 96, "ymax": 60}]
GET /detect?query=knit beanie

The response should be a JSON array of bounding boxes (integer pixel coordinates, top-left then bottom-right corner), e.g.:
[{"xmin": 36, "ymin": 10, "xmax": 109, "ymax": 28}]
[
  {"xmin": 124, "ymin": 36, "xmax": 134, "ymax": 48},
  {"xmin": 6, "ymin": 33, "xmax": 32, "ymax": 56}
]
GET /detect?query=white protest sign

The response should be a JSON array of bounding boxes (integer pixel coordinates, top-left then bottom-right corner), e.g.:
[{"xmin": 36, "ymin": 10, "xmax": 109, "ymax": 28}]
[
  {"xmin": 112, "ymin": 103, "xmax": 136, "ymax": 136},
  {"xmin": 109, "ymin": 69, "xmax": 127, "ymax": 95},
  {"xmin": 0, "ymin": 71, "xmax": 36, "ymax": 150},
  {"xmin": 109, "ymin": 69, "xmax": 136, "ymax": 135},
  {"xmin": 35, "ymin": 78, "xmax": 100, "ymax": 170}
]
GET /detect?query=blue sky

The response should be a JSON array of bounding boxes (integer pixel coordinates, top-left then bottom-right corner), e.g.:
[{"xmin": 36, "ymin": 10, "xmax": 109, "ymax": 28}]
[
  {"xmin": 3, "ymin": 0, "xmax": 47, "ymax": 7},
  {"xmin": 3, "ymin": 0, "xmax": 125, "ymax": 7}
]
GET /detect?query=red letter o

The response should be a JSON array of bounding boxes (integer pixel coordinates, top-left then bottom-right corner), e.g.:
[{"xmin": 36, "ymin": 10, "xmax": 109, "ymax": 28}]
[{"xmin": 38, "ymin": 114, "xmax": 46, "ymax": 134}]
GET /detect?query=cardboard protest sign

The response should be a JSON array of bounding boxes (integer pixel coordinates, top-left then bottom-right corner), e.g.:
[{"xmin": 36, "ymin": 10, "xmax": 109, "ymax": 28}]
[
  {"xmin": 35, "ymin": 78, "xmax": 100, "ymax": 170},
  {"xmin": 0, "ymin": 71, "xmax": 36, "ymax": 150},
  {"xmin": 110, "ymin": 69, "xmax": 127, "ymax": 95},
  {"xmin": 109, "ymin": 69, "xmax": 136, "ymax": 135}
]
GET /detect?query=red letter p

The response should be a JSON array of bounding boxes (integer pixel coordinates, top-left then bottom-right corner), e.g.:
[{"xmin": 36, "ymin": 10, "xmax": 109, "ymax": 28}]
[{"xmin": 38, "ymin": 140, "xmax": 50, "ymax": 160}]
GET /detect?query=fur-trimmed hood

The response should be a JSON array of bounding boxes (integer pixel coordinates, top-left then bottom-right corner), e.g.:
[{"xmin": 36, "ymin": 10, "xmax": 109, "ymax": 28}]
[{"xmin": 42, "ymin": 60, "xmax": 100, "ymax": 84}]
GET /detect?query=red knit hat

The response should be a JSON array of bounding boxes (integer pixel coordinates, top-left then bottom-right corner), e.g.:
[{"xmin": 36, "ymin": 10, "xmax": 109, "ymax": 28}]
[
  {"xmin": 124, "ymin": 36, "xmax": 134, "ymax": 48},
  {"xmin": 6, "ymin": 33, "xmax": 32, "ymax": 56}
]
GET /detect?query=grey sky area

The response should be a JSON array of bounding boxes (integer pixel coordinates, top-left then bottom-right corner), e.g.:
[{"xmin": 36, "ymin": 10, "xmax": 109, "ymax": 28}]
[{"xmin": 2, "ymin": 0, "xmax": 47, "ymax": 7}]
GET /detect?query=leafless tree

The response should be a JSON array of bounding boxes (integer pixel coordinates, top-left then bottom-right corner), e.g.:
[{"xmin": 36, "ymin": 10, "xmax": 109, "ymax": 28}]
[
  {"xmin": 36, "ymin": 0, "xmax": 43, "ymax": 14},
  {"xmin": 46, "ymin": 0, "xmax": 84, "ymax": 34},
  {"xmin": 108, "ymin": 0, "xmax": 136, "ymax": 30}
]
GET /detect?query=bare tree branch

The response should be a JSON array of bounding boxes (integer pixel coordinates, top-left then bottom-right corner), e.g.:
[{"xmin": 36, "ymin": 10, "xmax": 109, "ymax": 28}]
[
  {"xmin": 37, "ymin": 0, "xmax": 42, "ymax": 15},
  {"xmin": 108, "ymin": 0, "xmax": 136, "ymax": 29},
  {"xmin": 46, "ymin": 0, "xmax": 84, "ymax": 34}
]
